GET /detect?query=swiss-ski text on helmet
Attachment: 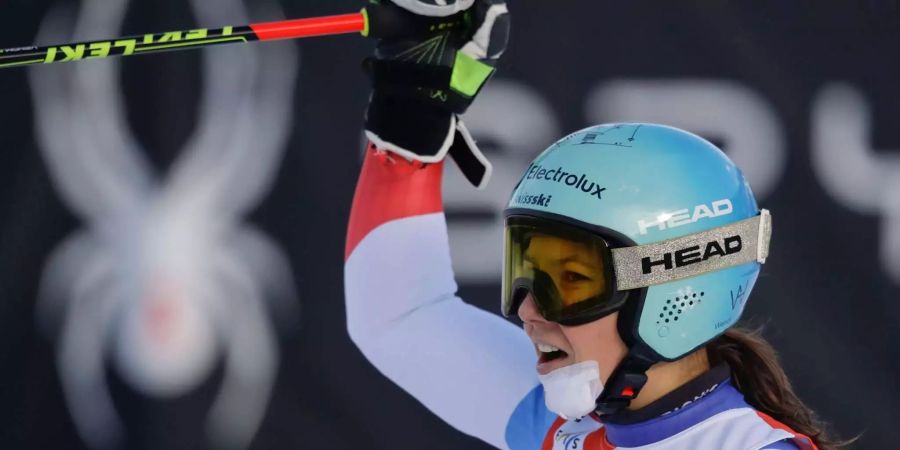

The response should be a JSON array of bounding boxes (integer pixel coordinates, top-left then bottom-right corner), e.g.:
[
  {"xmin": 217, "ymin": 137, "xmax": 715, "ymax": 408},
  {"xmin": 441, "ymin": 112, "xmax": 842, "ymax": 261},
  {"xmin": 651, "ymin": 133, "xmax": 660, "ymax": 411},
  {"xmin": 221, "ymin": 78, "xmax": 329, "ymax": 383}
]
[
  {"xmin": 524, "ymin": 164, "xmax": 607, "ymax": 200},
  {"xmin": 641, "ymin": 236, "xmax": 742, "ymax": 275},
  {"xmin": 514, "ymin": 192, "xmax": 553, "ymax": 207}
]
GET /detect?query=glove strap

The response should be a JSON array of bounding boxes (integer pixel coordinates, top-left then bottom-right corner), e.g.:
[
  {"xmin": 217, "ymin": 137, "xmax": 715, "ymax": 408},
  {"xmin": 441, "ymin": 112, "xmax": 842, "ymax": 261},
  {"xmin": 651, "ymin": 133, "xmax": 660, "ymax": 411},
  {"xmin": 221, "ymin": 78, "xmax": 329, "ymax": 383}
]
[{"xmin": 449, "ymin": 120, "xmax": 492, "ymax": 189}]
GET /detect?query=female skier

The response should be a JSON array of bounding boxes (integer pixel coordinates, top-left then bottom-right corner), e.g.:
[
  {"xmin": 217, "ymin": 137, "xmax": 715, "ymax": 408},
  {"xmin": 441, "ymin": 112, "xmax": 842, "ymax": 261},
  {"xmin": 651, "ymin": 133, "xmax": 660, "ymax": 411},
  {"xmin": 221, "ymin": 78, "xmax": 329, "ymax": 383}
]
[{"xmin": 346, "ymin": 1, "xmax": 842, "ymax": 449}]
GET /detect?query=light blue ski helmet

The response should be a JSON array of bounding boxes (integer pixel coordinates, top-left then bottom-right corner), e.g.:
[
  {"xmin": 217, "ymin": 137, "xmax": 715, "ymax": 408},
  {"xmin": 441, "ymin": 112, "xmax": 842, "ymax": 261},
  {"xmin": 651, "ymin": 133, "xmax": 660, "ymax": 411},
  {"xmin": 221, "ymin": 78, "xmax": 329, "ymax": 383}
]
[{"xmin": 503, "ymin": 123, "xmax": 771, "ymax": 412}]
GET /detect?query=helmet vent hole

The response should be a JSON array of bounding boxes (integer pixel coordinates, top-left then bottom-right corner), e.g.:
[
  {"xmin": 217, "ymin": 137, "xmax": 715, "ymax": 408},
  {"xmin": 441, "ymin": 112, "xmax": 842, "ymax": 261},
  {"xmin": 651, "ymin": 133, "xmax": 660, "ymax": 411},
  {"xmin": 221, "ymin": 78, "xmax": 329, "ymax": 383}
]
[{"xmin": 659, "ymin": 293, "xmax": 705, "ymax": 328}]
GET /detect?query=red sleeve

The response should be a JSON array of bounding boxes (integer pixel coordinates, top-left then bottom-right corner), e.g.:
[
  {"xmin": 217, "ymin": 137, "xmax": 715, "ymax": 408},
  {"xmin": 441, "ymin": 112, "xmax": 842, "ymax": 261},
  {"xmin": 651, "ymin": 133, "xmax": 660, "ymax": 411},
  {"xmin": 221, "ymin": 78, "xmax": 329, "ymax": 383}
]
[{"xmin": 345, "ymin": 143, "xmax": 446, "ymax": 260}]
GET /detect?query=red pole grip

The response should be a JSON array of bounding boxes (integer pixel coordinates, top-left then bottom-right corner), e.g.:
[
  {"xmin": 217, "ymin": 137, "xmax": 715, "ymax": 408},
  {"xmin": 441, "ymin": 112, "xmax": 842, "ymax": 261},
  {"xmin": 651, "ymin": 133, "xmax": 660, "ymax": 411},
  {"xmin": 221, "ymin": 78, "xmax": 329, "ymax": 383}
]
[{"xmin": 250, "ymin": 12, "xmax": 366, "ymax": 41}]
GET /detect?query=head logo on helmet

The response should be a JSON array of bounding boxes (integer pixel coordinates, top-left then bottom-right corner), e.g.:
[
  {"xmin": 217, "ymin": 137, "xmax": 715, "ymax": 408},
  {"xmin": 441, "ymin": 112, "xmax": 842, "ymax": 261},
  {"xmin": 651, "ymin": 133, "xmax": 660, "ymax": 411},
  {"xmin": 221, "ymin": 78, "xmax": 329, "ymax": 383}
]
[{"xmin": 637, "ymin": 199, "xmax": 734, "ymax": 235}]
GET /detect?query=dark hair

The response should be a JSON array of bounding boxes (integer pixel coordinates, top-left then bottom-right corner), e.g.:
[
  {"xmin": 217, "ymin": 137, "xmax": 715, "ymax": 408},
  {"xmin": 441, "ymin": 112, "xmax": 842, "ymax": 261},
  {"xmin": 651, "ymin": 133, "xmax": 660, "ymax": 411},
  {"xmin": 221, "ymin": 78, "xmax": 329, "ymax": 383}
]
[{"xmin": 707, "ymin": 327, "xmax": 855, "ymax": 450}]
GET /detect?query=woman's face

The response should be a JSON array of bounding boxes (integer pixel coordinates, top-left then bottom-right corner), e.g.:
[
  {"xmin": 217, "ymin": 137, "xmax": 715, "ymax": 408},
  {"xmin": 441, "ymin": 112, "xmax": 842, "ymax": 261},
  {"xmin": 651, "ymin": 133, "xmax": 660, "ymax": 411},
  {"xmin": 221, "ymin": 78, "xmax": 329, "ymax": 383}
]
[
  {"xmin": 517, "ymin": 234, "xmax": 628, "ymax": 380},
  {"xmin": 519, "ymin": 295, "xmax": 627, "ymax": 380}
]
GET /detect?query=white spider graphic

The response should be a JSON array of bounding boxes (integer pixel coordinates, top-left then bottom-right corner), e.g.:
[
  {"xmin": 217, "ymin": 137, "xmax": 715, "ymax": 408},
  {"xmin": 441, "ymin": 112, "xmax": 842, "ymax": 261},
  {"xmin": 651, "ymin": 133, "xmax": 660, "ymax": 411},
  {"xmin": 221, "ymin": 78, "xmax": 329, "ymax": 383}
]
[{"xmin": 29, "ymin": 0, "xmax": 300, "ymax": 448}]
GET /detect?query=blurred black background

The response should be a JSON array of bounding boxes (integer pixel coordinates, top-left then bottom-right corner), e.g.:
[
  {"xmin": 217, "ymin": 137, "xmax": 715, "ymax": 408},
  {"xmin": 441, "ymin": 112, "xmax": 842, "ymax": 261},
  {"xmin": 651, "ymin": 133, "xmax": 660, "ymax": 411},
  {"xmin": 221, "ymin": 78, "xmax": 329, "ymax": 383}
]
[{"xmin": 1, "ymin": 0, "xmax": 898, "ymax": 449}]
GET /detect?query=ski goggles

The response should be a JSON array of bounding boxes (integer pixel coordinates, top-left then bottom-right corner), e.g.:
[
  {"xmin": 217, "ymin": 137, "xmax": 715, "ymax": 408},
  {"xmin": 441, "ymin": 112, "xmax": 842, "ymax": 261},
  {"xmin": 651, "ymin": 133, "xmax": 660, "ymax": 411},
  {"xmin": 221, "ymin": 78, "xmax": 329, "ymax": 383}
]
[{"xmin": 502, "ymin": 211, "xmax": 771, "ymax": 325}]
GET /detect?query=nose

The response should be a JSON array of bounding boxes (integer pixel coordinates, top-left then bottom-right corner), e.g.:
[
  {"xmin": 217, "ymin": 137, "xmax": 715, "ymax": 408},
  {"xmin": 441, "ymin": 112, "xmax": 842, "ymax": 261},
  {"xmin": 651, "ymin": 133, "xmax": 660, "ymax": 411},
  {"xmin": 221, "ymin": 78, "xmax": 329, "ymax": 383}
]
[{"xmin": 517, "ymin": 293, "xmax": 548, "ymax": 324}]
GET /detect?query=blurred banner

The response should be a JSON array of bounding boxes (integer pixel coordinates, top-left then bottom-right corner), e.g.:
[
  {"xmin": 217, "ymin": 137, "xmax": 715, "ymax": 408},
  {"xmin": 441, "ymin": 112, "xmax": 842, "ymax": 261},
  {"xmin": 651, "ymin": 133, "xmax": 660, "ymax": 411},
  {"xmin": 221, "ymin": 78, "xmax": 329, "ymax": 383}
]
[{"xmin": 0, "ymin": 1, "xmax": 897, "ymax": 449}]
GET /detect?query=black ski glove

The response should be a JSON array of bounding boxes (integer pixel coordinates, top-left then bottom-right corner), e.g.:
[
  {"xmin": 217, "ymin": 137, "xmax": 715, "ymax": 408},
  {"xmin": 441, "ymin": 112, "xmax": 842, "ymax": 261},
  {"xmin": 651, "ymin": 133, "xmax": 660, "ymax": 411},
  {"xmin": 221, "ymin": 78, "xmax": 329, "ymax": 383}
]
[{"xmin": 364, "ymin": 0, "xmax": 510, "ymax": 188}]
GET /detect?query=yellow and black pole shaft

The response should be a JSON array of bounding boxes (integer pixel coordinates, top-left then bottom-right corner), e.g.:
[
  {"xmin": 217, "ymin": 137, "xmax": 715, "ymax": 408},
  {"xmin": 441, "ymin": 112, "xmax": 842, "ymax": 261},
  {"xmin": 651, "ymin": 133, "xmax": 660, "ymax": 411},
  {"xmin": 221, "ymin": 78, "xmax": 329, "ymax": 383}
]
[
  {"xmin": 0, "ymin": 12, "xmax": 365, "ymax": 70},
  {"xmin": 0, "ymin": 5, "xmax": 466, "ymax": 70}
]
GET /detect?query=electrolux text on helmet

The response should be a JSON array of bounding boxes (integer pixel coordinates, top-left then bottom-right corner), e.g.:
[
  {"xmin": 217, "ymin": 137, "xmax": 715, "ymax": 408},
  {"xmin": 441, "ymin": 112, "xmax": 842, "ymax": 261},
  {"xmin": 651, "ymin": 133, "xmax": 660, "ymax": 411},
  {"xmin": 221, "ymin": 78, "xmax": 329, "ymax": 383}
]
[{"xmin": 524, "ymin": 164, "xmax": 607, "ymax": 200}]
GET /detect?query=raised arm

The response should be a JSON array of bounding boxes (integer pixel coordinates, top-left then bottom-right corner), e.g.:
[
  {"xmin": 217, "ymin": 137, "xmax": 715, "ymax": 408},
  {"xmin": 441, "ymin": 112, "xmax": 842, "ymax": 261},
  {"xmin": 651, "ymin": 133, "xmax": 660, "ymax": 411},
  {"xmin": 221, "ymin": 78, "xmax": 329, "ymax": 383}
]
[
  {"xmin": 345, "ymin": 145, "xmax": 540, "ymax": 448},
  {"xmin": 343, "ymin": 2, "xmax": 553, "ymax": 448}
]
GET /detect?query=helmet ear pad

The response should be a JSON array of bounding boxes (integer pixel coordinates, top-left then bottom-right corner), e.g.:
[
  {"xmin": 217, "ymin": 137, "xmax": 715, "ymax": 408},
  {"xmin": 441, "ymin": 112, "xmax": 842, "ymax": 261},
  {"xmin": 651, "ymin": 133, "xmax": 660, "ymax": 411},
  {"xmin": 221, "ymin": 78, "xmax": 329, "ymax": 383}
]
[
  {"xmin": 618, "ymin": 261, "xmax": 761, "ymax": 362},
  {"xmin": 615, "ymin": 286, "xmax": 646, "ymax": 351},
  {"xmin": 610, "ymin": 286, "xmax": 675, "ymax": 364}
]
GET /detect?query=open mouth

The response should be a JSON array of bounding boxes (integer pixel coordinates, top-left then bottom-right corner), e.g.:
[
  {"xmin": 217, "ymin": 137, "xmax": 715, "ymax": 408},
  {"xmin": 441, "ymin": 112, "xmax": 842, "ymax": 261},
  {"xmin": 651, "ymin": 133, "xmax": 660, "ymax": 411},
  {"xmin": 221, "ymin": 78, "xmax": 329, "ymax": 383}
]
[{"xmin": 537, "ymin": 343, "xmax": 569, "ymax": 363}]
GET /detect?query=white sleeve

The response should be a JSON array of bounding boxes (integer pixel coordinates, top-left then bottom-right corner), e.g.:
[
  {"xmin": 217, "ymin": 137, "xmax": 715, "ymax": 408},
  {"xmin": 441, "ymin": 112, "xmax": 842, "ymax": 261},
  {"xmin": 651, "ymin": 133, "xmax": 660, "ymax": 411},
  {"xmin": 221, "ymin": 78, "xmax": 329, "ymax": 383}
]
[{"xmin": 345, "ymin": 212, "xmax": 540, "ymax": 449}]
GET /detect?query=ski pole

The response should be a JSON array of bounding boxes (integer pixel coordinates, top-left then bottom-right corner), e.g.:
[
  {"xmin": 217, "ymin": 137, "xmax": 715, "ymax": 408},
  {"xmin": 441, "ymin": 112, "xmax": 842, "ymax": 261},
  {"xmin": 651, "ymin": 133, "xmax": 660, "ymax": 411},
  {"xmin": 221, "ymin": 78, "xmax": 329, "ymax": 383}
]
[{"xmin": 0, "ymin": 5, "xmax": 462, "ymax": 70}]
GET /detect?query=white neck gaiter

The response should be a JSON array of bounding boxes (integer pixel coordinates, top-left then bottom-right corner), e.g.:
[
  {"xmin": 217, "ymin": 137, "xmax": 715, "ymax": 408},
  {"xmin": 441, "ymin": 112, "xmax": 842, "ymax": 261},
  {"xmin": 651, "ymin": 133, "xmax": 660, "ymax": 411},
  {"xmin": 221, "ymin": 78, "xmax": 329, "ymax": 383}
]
[{"xmin": 537, "ymin": 360, "xmax": 604, "ymax": 420}]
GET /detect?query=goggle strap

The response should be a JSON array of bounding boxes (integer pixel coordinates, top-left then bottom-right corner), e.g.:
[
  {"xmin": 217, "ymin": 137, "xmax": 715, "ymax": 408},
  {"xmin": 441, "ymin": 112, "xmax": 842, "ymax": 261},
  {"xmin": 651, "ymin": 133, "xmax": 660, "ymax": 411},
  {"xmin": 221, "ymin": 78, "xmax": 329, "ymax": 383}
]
[
  {"xmin": 612, "ymin": 210, "xmax": 772, "ymax": 291},
  {"xmin": 757, "ymin": 209, "xmax": 772, "ymax": 264}
]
